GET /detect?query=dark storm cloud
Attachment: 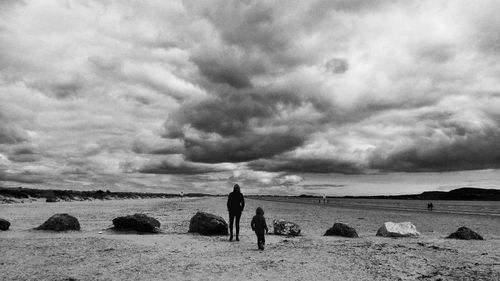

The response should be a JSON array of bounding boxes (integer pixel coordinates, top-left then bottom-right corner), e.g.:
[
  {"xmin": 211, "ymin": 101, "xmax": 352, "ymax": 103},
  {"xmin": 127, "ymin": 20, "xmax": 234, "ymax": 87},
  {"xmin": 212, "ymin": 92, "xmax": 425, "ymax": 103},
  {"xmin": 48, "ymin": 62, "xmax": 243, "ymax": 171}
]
[
  {"xmin": 138, "ymin": 159, "xmax": 228, "ymax": 175},
  {"xmin": 31, "ymin": 78, "xmax": 85, "ymax": 99},
  {"xmin": 0, "ymin": 121, "xmax": 27, "ymax": 144},
  {"xmin": 371, "ymin": 127, "xmax": 500, "ymax": 172},
  {"xmin": 0, "ymin": 170, "xmax": 45, "ymax": 184},
  {"xmin": 192, "ymin": 55, "xmax": 252, "ymax": 89},
  {"xmin": 163, "ymin": 87, "xmax": 323, "ymax": 163},
  {"xmin": 166, "ymin": 90, "xmax": 303, "ymax": 137},
  {"xmin": 7, "ymin": 146, "xmax": 41, "ymax": 162},
  {"xmin": 184, "ymin": 132, "xmax": 305, "ymax": 163},
  {"xmin": 132, "ymin": 139, "xmax": 184, "ymax": 155},
  {"xmin": 249, "ymin": 158, "xmax": 363, "ymax": 174},
  {"xmin": 0, "ymin": 109, "xmax": 28, "ymax": 144},
  {"xmin": 195, "ymin": 1, "xmax": 283, "ymax": 52},
  {"xmin": 158, "ymin": 0, "xmax": 483, "ymax": 173},
  {"xmin": 370, "ymin": 106, "xmax": 500, "ymax": 172},
  {"xmin": 186, "ymin": 0, "xmax": 320, "ymax": 70}
]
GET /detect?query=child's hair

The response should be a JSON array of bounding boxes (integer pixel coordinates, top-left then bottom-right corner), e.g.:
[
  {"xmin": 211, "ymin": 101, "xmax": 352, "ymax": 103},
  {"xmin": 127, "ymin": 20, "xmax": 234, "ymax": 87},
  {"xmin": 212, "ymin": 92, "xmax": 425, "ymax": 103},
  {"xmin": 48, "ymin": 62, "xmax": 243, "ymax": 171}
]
[{"xmin": 256, "ymin": 207, "xmax": 264, "ymax": 216}]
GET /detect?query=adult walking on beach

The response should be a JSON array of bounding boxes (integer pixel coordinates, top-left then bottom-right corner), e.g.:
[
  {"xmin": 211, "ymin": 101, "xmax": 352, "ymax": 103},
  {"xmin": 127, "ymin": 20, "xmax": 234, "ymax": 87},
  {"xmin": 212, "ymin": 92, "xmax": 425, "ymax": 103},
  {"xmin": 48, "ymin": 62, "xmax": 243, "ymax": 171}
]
[{"xmin": 227, "ymin": 184, "xmax": 245, "ymax": 241}]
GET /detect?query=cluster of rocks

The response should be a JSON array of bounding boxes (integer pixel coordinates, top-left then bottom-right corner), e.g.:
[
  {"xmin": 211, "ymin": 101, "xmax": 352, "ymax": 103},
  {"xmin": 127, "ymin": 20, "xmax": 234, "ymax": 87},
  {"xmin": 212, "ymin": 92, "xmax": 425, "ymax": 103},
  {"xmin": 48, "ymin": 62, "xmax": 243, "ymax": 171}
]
[
  {"xmin": 321, "ymin": 221, "xmax": 484, "ymax": 240},
  {"xmin": 1, "ymin": 211, "xmax": 485, "ymax": 242},
  {"xmin": 322, "ymin": 221, "xmax": 420, "ymax": 238},
  {"xmin": 0, "ymin": 211, "xmax": 228, "ymax": 235},
  {"xmin": 0, "ymin": 213, "xmax": 162, "ymax": 233}
]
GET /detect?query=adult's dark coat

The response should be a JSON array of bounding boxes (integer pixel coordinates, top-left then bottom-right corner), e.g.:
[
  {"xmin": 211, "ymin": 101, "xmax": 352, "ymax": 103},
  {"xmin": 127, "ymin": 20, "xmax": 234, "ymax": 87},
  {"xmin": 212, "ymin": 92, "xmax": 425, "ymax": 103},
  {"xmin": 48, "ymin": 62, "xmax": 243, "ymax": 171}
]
[{"xmin": 227, "ymin": 188, "xmax": 245, "ymax": 214}]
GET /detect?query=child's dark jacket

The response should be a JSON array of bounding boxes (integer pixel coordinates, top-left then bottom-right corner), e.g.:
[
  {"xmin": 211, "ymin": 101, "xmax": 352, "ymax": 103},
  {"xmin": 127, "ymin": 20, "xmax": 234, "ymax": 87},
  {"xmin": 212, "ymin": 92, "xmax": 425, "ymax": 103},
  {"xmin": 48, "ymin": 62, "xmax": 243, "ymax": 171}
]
[{"xmin": 251, "ymin": 215, "xmax": 268, "ymax": 234}]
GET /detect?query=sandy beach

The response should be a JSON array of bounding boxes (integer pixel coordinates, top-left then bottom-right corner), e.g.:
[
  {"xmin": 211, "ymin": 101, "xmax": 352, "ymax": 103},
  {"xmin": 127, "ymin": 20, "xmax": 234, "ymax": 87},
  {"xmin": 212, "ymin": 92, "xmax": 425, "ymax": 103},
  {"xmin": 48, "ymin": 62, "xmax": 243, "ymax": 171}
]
[{"xmin": 1, "ymin": 197, "xmax": 499, "ymax": 281}]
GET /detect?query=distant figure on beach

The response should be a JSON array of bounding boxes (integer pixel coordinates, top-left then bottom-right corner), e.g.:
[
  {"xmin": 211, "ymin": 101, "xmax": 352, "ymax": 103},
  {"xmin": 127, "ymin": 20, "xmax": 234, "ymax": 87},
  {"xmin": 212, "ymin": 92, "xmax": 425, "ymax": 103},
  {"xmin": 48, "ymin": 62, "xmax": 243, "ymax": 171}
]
[
  {"xmin": 427, "ymin": 202, "xmax": 434, "ymax": 211},
  {"xmin": 227, "ymin": 184, "xmax": 245, "ymax": 241},
  {"xmin": 251, "ymin": 207, "xmax": 268, "ymax": 250},
  {"xmin": 180, "ymin": 191, "xmax": 184, "ymax": 202}
]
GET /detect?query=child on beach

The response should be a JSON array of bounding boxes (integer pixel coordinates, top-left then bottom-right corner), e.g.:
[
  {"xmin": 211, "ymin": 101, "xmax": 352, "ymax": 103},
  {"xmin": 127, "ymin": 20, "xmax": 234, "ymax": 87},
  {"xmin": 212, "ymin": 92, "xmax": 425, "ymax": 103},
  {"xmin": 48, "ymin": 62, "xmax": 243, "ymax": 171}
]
[{"xmin": 251, "ymin": 207, "xmax": 268, "ymax": 250}]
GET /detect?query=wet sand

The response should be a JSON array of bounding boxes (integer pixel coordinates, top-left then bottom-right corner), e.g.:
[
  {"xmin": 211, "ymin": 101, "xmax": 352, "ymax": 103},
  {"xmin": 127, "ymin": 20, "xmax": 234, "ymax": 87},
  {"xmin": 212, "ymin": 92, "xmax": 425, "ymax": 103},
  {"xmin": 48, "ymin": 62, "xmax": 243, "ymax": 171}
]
[{"xmin": 1, "ymin": 197, "xmax": 499, "ymax": 280}]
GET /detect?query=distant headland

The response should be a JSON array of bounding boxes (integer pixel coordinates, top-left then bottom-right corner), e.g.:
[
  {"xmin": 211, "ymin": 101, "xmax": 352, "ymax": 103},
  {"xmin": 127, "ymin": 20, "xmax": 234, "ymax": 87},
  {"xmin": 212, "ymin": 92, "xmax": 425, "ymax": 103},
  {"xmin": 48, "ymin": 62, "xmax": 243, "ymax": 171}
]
[{"xmin": 291, "ymin": 187, "xmax": 500, "ymax": 201}]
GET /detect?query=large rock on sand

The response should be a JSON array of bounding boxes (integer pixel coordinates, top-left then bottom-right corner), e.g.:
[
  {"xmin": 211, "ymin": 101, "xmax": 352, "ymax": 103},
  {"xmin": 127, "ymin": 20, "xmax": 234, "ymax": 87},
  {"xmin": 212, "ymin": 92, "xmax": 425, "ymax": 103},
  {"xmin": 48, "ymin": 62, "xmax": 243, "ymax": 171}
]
[
  {"xmin": 188, "ymin": 212, "xmax": 228, "ymax": 235},
  {"xmin": 376, "ymin": 222, "xmax": 420, "ymax": 238},
  {"xmin": 36, "ymin": 214, "xmax": 80, "ymax": 231},
  {"xmin": 324, "ymin": 222, "xmax": 358, "ymax": 238},
  {"xmin": 0, "ymin": 218, "xmax": 10, "ymax": 231},
  {"xmin": 447, "ymin": 226, "xmax": 483, "ymax": 240},
  {"xmin": 112, "ymin": 213, "xmax": 161, "ymax": 233},
  {"xmin": 273, "ymin": 219, "xmax": 301, "ymax": 236}
]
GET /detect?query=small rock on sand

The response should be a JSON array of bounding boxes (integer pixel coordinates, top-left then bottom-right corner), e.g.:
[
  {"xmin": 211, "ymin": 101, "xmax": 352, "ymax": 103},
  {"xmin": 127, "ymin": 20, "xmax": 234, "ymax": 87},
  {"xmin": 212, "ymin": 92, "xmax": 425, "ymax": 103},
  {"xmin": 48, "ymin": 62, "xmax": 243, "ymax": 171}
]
[
  {"xmin": 188, "ymin": 212, "xmax": 228, "ymax": 235},
  {"xmin": 273, "ymin": 219, "xmax": 301, "ymax": 236},
  {"xmin": 112, "ymin": 213, "xmax": 161, "ymax": 233},
  {"xmin": 447, "ymin": 226, "xmax": 484, "ymax": 240},
  {"xmin": 0, "ymin": 218, "xmax": 10, "ymax": 231},
  {"xmin": 376, "ymin": 222, "xmax": 420, "ymax": 238},
  {"xmin": 324, "ymin": 222, "xmax": 358, "ymax": 238},
  {"xmin": 35, "ymin": 214, "xmax": 80, "ymax": 231}
]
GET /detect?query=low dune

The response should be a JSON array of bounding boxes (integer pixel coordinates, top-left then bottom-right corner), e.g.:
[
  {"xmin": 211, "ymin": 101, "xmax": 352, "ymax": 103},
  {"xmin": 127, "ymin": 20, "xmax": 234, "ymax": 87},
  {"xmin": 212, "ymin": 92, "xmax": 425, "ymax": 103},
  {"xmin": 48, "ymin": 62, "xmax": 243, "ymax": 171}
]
[{"xmin": 1, "ymin": 197, "xmax": 499, "ymax": 280}]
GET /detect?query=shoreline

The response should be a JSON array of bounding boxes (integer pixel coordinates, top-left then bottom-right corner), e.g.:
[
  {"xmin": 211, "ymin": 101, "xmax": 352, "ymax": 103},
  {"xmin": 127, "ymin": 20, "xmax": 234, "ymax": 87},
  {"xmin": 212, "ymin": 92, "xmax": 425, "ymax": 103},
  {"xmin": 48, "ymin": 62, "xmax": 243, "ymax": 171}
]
[{"xmin": 250, "ymin": 197, "xmax": 500, "ymax": 217}]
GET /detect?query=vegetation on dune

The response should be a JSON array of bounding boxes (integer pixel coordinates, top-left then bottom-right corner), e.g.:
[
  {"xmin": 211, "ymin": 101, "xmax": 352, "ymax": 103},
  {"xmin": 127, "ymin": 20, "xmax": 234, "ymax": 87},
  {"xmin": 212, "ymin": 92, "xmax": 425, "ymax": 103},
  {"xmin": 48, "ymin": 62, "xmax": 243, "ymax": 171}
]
[{"xmin": 0, "ymin": 186, "xmax": 213, "ymax": 202}]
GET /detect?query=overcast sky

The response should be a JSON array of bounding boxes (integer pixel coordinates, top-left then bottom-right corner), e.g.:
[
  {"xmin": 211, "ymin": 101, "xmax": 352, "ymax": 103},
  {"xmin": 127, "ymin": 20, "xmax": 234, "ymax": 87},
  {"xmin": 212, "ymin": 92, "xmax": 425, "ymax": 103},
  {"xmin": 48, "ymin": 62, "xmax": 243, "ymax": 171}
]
[{"xmin": 1, "ymin": 0, "xmax": 500, "ymax": 195}]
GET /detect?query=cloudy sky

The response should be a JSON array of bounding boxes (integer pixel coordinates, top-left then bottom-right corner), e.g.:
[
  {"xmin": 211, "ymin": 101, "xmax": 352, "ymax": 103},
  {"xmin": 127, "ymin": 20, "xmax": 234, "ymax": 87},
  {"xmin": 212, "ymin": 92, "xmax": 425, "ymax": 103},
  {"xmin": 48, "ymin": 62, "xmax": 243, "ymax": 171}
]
[{"xmin": 1, "ymin": 0, "xmax": 500, "ymax": 195}]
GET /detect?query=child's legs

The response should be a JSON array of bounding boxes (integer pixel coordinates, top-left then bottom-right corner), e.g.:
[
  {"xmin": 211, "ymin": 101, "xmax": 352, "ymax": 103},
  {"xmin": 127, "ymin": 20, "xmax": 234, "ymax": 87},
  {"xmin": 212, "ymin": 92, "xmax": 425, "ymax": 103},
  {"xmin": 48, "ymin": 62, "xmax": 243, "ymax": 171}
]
[{"xmin": 256, "ymin": 232, "xmax": 265, "ymax": 244}]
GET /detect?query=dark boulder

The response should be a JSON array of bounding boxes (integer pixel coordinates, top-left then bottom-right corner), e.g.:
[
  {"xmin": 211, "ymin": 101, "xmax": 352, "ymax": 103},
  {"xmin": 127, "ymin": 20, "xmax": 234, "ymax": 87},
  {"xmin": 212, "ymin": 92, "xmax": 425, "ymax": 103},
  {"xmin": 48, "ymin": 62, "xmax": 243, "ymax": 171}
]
[
  {"xmin": 36, "ymin": 214, "xmax": 80, "ymax": 231},
  {"xmin": 447, "ymin": 226, "xmax": 483, "ymax": 240},
  {"xmin": 273, "ymin": 219, "xmax": 301, "ymax": 236},
  {"xmin": 0, "ymin": 218, "xmax": 10, "ymax": 231},
  {"xmin": 46, "ymin": 197, "xmax": 59, "ymax": 203},
  {"xmin": 188, "ymin": 212, "xmax": 228, "ymax": 235},
  {"xmin": 112, "ymin": 213, "xmax": 161, "ymax": 233},
  {"xmin": 324, "ymin": 222, "xmax": 358, "ymax": 238}
]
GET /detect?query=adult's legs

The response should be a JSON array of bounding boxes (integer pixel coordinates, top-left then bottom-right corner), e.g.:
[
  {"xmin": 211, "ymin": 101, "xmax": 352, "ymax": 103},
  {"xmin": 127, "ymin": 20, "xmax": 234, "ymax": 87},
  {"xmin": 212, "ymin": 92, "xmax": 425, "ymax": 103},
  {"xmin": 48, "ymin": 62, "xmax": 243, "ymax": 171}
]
[
  {"xmin": 235, "ymin": 213, "xmax": 241, "ymax": 240},
  {"xmin": 229, "ymin": 213, "xmax": 235, "ymax": 241}
]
